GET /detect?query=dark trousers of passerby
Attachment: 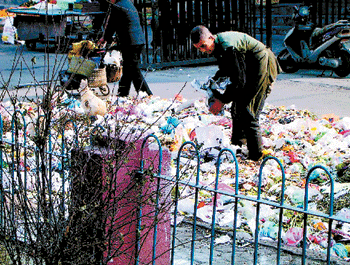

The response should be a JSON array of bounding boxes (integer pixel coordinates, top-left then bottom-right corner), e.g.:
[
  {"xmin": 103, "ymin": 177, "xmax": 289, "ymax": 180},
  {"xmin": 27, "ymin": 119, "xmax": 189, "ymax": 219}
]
[{"xmin": 118, "ymin": 45, "xmax": 153, "ymax": 96}]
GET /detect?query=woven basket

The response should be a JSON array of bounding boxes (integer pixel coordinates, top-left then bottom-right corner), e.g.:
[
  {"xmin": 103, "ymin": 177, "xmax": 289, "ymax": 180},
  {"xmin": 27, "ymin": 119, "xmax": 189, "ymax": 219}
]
[
  {"xmin": 106, "ymin": 65, "xmax": 123, "ymax": 83},
  {"xmin": 67, "ymin": 56, "xmax": 96, "ymax": 77},
  {"xmin": 88, "ymin": 67, "xmax": 107, "ymax": 87}
]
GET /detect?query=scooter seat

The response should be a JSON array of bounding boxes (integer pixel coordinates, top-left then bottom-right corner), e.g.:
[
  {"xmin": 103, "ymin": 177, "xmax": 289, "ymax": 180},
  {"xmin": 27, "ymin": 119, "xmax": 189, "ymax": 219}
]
[
  {"xmin": 310, "ymin": 21, "xmax": 348, "ymax": 46},
  {"xmin": 312, "ymin": 23, "xmax": 339, "ymax": 37}
]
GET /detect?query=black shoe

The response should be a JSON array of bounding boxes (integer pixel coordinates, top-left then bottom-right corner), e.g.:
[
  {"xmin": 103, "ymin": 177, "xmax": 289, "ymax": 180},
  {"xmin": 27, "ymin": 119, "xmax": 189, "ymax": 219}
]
[
  {"xmin": 236, "ymin": 153, "xmax": 262, "ymax": 162},
  {"xmin": 144, "ymin": 89, "xmax": 153, "ymax": 96},
  {"xmin": 247, "ymin": 151, "xmax": 263, "ymax": 162},
  {"xmin": 236, "ymin": 148, "xmax": 249, "ymax": 160}
]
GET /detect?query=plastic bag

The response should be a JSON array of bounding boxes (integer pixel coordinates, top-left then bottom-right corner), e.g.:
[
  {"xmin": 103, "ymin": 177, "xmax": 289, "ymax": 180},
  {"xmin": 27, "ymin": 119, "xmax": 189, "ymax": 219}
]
[
  {"xmin": 259, "ymin": 221, "xmax": 279, "ymax": 240},
  {"xmin": 283, "ymin": 227, "xmax": 303, "ymax": 246},
  {"xmin": 215, "ymin": 235, "xmax": 231, "ymax": 245},
  {"xmin": 68, "ymin": 40, "xmax": 96, "ymax": 61},
  {"xmin": 285, "ymin": 185, "xmax": 322, "ymax": 207},
  {"xmin": 32, "ymin": 2, "xmax": 62, "ymax": 11},
  {"xmin": 2, "ymin": 17, "xmax": 17, "ymax": 44},
  {"xmin": 191, "ymin": 77, "xmax": 230, "ymax": 115},
  {"xmin": 103, "ymin": 50, "xmax": 122, "ymax": 67},
  {"xmin": 335, "ymin": 208, "xmax": 350, "ymax": 220},
  {"xmin": 160, "ymin": 116, "xmax": 181, "ymax": 134},
  {"xmin": 208, "ymin": 97, "xmax": 224, "ymax": 115},
  {"xmin": 330, "ymin": 243, "xmax": 348, "ymax": 259},
  {"xmin": 192, "ymin": 126, "xmax": 224, "ymax": 150}
]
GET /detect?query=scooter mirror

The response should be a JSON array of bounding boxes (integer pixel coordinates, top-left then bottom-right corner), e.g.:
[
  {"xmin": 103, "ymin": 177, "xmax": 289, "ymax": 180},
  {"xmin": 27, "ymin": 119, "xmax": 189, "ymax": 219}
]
[{"xmin": 299, "ymin": 6, "xmax": 310, "ymax": 17}]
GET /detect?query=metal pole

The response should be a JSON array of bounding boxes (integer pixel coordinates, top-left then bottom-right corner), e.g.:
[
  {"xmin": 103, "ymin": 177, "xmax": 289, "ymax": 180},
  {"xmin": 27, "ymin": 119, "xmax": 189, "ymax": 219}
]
[{"xmin": 266, "ymin": 0, "xmax": 272, "ymax": 48}]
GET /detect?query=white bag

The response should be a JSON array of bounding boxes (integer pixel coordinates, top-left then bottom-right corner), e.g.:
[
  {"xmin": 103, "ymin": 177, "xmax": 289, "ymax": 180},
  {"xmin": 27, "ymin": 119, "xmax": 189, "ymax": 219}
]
[
  {"xmin": 103, "ymin": 50, "xmax": 122, "ymax": 67},
  {"xmin": 2, "ymin": 17, "xmax": 17, "ymax": 44}
]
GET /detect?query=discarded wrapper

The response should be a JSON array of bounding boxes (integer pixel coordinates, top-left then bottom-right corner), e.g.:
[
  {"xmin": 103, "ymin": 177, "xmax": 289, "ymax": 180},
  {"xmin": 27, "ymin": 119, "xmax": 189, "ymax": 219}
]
[
  {"xmin": 208, "ymin": 96, "xmax": 224, "ymax": 115},
  {"xmin": 191, "ymin": 76, "xmax": 230, "ymax": 115}
]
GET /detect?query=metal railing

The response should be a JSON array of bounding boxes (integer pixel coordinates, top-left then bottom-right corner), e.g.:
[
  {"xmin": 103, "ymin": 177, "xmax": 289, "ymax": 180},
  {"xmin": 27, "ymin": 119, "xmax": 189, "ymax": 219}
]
[
  {"xmin": 134, "ymin": 0, "xmax": 350, "ymax": 69},
  {"xmin": 159, "ymin": 141, "xmax": 350, "ymax": 265}
]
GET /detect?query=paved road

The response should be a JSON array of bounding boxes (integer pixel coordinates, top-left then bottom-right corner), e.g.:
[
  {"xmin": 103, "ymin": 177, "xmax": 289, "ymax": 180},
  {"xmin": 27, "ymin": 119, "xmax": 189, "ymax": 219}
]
[
  {"xmin": 1, "ymin": 42, "xmax": 350, "ymax": 118},
  {"xmin": 141, "ymin": 65, "xmax": 350, "ymax": 118}
]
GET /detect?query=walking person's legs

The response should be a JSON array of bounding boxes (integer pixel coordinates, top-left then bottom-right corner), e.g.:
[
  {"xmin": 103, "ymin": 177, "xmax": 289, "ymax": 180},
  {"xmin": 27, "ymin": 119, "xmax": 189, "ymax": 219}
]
[{"xmin": 118, "ymin": 45, "xmax": 152, "ymax": 96}]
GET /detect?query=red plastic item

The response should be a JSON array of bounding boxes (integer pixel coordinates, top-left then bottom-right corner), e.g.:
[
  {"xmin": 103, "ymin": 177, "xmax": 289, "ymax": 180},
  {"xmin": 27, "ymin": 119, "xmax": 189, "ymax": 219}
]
[{"xmin": 208, "ymin": 98, "xmax": 224, "ymax": 115}]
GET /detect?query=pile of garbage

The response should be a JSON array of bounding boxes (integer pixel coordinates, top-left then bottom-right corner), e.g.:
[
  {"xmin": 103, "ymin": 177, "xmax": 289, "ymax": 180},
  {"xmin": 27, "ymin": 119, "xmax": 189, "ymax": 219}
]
[
  {"xmin": 91, "ymin": 93, "xmax": 350, "ymax": 260},
  {"xmin": 1, "ymin": 91, "xmax": 350, "ymax": 260}
]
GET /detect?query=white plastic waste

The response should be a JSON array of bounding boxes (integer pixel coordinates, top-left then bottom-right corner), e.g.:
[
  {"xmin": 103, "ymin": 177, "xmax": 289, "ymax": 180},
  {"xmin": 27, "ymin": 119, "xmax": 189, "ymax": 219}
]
[
  {"xmin": 1, "ymin": 17, "xmax": 17, "ymax": 45},
  {"xmin": 103, "ymin": 50, "xmax": 123, "ymax": 67}
]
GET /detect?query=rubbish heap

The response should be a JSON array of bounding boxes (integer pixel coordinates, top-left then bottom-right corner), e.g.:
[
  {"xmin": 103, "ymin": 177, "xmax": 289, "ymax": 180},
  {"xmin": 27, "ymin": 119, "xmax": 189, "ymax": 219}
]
[{"xmin": 1, "ymin": 91, "xmax": 350, "ymax": 260}]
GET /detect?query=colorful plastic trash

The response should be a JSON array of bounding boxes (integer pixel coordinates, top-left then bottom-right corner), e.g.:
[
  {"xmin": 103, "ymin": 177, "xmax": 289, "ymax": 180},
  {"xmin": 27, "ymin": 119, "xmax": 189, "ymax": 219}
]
[{"xmin": 283, "ymin": 227, "xmax": 303, "ymax": 246}]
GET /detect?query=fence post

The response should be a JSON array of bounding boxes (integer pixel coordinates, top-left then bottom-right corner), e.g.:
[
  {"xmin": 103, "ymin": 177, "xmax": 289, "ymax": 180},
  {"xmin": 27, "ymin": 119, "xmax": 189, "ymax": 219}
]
[
  {"xmin": 69, "ymin": 133, "xmax": 171, "ymax": 264},
  {"xmin": 0, "ymin": 115, "xmax": 3, "ymax": 228},
  {"xmin": 266, "ymin": 0, "xmax": 272, "ymax": 48}
]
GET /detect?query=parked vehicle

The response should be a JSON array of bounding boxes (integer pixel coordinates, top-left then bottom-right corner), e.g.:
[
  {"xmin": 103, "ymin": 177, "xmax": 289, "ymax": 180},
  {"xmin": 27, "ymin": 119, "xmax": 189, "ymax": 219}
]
[{"xmin": 277, "ymin": 5, "xmax": 350, "ymax": 77}]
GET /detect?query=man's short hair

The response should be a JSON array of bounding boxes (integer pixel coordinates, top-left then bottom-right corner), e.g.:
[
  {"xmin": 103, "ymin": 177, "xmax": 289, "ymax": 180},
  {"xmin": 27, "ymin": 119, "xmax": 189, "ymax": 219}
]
[{"xmin": 190, "ymin": 25, "xmax": 211, "ymax": 44}]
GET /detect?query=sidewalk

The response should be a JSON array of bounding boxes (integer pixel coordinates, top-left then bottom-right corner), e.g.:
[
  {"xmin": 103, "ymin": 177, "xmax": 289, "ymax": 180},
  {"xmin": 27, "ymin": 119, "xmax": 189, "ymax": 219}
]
[
  {"xmin": 123, "ymin": 61, "xmax": 350, "ymax": 119},
  {"xmin": 2, "ymin": 39, "xmax": 350, "ymax": 118},
  {"xmin": 128, "ymin": 65, "xmax": 218, "ymax": 100}
]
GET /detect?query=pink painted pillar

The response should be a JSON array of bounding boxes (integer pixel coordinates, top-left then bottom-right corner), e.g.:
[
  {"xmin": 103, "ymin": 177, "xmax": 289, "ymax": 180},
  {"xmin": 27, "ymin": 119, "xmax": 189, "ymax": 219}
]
[
  {"xmin": 70, "ymin": 135, "xmax": 171, "ymax": 265},
  {"xmin": 106, "ymin": 136, "xmax": 171, "ymax": 265}
]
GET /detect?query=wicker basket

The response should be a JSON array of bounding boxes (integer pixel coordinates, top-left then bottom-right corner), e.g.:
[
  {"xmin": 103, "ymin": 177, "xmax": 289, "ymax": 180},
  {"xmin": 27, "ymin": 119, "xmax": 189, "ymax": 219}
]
[
  {"xmin": 67, "ymin": 56, "xmax": 96, "ymax": 77},
  {"xmin": 88, "ymin": 67, "xmax": 107, "ymax": 87},
  {"xmin": 106, "ymin": 65, "xmax": 123, "ymax": 83}
]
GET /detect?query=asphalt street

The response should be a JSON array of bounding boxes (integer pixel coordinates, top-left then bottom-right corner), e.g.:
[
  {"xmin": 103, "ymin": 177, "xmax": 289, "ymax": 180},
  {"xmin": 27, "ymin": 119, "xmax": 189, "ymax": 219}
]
[
  {"xmin": 141, "ymin": 65, "xmax": 350, "ymax": 118},
  {"xmin": 1, "ymin": 42, "xmax": 350, "ymax": 118}
]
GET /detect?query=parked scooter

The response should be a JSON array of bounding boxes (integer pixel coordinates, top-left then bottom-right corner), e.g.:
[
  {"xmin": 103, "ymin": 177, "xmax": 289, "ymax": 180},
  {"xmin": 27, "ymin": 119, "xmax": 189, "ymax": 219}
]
[{"xmin": 277, "ymin": 5, "xmax": 350, "ymax": 77}]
